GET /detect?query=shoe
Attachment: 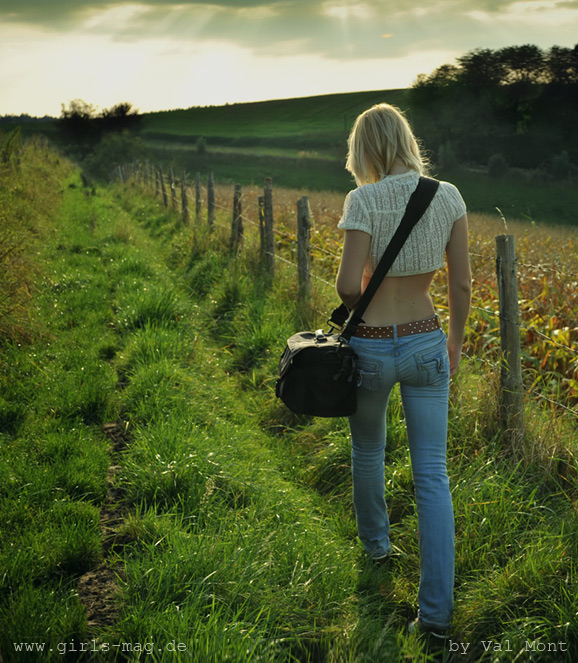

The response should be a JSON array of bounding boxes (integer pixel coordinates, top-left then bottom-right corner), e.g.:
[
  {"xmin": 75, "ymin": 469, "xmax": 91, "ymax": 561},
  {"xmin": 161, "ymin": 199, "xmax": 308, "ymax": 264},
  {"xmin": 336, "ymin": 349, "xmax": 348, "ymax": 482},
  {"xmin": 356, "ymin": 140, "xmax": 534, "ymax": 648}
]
[
  {"xmin": 373, "ymin": 554, "xmax": 390, "ymax": 567},
  {"xmin": 371, "ymin": 543, "xmax": 401, "ymax": 566},
  {"xmin": 408, "ymin": 619, "xmax": 450, "ymax": 640}
]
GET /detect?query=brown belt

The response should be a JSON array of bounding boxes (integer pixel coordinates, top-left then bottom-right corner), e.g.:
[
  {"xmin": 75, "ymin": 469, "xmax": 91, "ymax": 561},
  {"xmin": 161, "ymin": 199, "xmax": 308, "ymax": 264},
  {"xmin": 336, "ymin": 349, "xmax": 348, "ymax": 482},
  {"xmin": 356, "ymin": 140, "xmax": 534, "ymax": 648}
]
[{"xmin": 353, "ymin": 316, "xmax": 441, "ymax": 339}]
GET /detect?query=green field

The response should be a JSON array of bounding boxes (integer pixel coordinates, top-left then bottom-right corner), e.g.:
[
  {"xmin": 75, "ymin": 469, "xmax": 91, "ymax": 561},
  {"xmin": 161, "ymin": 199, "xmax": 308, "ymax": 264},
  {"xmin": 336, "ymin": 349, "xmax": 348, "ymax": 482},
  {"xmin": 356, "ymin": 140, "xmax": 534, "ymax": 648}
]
[
  {"xmin": 141, "ymin": 89, "xmax": 409, "ymax": 148},
  {"xmin": 1, "ymin": 140, "xmax": 577, "ymax": 662},
  {"xmin": 139, "ymin": 91, "xmax": 576, "ymax": 226}
]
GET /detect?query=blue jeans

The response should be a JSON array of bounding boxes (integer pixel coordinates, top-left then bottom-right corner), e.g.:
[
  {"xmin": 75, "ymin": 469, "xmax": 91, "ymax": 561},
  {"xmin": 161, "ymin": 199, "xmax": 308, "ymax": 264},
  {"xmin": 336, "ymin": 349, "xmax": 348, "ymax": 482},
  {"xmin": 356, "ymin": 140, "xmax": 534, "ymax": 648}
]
[{"xmin": 348, "ymin": 326, "xmax": 454, "ymax": 630}]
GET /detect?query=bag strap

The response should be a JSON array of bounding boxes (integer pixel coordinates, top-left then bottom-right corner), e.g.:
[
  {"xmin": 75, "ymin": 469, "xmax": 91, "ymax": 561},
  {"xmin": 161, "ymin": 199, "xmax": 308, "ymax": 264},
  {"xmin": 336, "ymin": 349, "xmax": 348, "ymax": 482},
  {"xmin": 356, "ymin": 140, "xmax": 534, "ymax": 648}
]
[{"xmin": 333, "ymin": 176, "xmax": 440, "ymax": 341}]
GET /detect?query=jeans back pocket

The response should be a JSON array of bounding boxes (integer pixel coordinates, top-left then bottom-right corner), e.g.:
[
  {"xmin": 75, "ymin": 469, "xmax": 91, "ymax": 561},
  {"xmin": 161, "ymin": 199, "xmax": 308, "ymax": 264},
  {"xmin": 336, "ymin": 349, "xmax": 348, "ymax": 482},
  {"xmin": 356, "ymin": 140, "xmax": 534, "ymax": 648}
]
[
  {"xmin": 355, "ymin": 358, "xmax": 381, "ymax": 391},
  {"xmin": 415, "ymin": 344, "xmax": 449, "ymax": 387}
]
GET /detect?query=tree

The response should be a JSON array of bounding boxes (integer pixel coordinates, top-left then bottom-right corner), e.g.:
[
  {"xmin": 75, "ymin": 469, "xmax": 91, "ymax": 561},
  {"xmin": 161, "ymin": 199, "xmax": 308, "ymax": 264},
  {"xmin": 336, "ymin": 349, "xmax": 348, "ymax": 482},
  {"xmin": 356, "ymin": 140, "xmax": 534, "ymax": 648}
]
[
  {"xmin": 546, "ymin": 45, "xmax": 578, "ymax": 85},
  {"xmin": 59, "ymin": 100, "xmax": 141, "ymax": 160},
  {"xmin": 415, "ymin": 64, "xmax": 460, "ymax": 88},
  {"xmin": 456, "ymin": 48, "xmax": 505, "ymax": 88},
  {"xmin": 59, "ymin": 99, "xmax": 100, "ymax": 157},
  {"xmin": 409, "ymin": 44, "xmax": 578, "ymax": 170},
  {"xmin": 497, "ymin": 45, "xmax": 546, "ymax": 85},
  {"xmin": 98, "ymin": 102, "xmax": 141, "ymax": 133}
]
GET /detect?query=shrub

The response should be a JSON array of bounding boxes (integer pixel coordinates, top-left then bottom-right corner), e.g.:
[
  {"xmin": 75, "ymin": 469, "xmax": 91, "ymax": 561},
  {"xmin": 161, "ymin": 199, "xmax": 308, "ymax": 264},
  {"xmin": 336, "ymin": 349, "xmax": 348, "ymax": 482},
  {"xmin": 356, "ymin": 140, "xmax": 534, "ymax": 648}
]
[
  {"xmin": 196, "ymin": 136, "xmax": 207, "ymax": 154},
  {"xmin": 437, "ymin": 141, "xmax": 459, "ymax": 170},
  {"xmin": 488, "ymin": 153, "xmax": 509, "ymax": 178}
]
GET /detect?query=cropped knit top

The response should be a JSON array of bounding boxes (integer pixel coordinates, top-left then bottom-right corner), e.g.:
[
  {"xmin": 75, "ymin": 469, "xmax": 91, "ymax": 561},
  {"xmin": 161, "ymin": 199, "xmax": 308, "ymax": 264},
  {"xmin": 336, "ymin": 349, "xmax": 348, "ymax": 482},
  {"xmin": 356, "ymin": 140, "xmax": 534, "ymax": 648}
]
[{"xmin": 337, "ymin": 170, "xmax": 467, "ymax": 276}]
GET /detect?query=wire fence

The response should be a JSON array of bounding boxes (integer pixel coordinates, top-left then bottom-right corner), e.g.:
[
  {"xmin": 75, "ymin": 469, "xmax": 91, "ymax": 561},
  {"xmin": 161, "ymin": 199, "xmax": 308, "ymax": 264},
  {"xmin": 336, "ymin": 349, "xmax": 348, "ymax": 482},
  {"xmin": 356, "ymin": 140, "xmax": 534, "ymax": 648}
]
[{"xmin": 116, "ymin": 163, "xmax": 578, "ymax": 423}]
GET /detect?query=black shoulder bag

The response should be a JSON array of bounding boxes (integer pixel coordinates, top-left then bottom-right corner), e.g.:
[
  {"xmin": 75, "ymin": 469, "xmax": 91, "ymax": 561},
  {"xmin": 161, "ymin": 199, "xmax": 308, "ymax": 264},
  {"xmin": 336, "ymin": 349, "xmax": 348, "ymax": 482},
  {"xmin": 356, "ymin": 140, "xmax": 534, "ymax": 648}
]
[{"xmin": 276, "ymin": 176, "xmax": 440, "ymax": 417}]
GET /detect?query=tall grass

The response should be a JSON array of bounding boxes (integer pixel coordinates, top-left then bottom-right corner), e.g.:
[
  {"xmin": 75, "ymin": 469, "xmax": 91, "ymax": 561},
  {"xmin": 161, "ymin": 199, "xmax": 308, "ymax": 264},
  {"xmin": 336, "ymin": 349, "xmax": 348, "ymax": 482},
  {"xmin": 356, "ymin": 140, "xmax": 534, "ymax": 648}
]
[{"xmin": 0, "ymin": 135, "xmax": 74, "ymax": 340}]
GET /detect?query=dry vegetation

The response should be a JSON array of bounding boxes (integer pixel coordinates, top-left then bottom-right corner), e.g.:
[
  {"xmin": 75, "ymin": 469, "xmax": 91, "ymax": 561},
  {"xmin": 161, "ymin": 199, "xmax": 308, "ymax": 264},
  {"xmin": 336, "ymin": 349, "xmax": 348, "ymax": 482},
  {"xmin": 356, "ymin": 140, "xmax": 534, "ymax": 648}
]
[{"xmin": 214, "ymin": 181, "xmax": 578, "ymax": 411}]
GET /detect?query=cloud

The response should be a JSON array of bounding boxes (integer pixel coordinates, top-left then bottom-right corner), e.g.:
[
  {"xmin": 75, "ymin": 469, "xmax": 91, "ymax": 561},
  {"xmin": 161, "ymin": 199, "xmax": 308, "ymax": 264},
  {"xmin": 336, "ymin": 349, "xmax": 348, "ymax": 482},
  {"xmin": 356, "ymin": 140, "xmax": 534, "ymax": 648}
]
[
  {"xmin": 0, "ymin": 0, "xmax": 522, "ymax": 33},
  {"xmin": 1, "ymin": 0, "xmax": 576, "ymax": 63}
]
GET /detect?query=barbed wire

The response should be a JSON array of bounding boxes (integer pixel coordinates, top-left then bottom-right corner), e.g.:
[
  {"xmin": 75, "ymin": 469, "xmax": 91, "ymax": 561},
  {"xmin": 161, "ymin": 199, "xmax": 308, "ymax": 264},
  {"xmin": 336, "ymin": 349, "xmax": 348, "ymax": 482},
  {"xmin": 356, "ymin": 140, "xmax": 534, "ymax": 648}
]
[
  {"xmin": 525, "ymin": 326, "xmax": 578, "ymax": 356},
  {"xmin": 263, "ymin": 252, "xmax": 335, "ymax": 289},
  {"xmin": 468, "ymin": 305, "xmax": 577, "ymax": 357},
  {"xmin": 461, "ymin": 350, "xmax": 578, "ymax": 419}
]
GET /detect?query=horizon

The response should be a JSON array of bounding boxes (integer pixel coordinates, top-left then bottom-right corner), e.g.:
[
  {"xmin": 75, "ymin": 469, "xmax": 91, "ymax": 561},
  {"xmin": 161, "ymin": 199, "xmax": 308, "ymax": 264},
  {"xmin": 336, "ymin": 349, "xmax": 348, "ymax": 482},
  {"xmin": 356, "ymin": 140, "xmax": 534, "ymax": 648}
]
[{"xmin": 0, "ymin": 86, "xmax": 410, "ymax": 120}]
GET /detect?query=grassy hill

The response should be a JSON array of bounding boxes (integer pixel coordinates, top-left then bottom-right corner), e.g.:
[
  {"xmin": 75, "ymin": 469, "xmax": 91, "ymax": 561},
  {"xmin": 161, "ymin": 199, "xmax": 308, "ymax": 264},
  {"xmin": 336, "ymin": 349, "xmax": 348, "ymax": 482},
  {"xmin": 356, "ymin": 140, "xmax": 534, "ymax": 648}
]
[{"xmin": 141, "ymin": 89, "xmax": 409, "ymax": 149}]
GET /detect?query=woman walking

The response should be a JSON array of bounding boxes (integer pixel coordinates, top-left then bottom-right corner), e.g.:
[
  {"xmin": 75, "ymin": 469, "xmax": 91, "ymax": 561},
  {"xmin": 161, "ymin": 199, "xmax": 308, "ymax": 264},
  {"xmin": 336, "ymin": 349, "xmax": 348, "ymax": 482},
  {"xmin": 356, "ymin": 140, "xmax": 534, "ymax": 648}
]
[{"xmin": 336, "ymin": 103, "xmax": 471, "ymax": 636}]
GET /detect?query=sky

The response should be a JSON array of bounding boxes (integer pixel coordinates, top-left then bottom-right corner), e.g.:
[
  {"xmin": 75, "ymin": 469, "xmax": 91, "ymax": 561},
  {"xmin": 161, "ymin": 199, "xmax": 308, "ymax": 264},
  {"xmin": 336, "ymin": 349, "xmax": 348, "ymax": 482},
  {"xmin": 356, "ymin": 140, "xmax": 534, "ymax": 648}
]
[{"xmin": 1, "ymin": 0, "xmax": 577, "ymax": 117}]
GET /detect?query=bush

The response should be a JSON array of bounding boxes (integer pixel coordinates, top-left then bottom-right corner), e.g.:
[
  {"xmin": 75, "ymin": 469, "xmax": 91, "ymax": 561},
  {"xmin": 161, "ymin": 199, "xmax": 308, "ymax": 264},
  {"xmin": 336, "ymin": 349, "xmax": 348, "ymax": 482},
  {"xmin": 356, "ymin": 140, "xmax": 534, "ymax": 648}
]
[
  {"xmin": 83, "ymin": 132, "xmax": 146, "ymax": 181},
  {"xmin": 551, "ymin": 151, "xmax": 578, "ymax": 180},
  {"xmin": 488, "ymin": 153, "xmax": 509, "ymax": 178},
  {"xmin": 437, "ymin": 141, "xmax": 459, "ymax": 170},
  {"xmin": 196, "ymin": 136, "xmax": 207, "ymax": 154}
]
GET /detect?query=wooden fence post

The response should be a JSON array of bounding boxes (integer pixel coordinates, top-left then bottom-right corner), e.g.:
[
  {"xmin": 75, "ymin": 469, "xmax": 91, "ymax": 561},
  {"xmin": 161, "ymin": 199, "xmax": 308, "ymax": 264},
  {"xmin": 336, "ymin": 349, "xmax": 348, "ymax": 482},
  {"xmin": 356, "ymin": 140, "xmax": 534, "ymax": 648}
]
[
  {"xmin": 169, "ymin": 168, "xmax": 178, "ymax": 209},
  {"xmin": 258, "ymin": 195, "xmax": 265, "ymax": 260},
  {"xmin": 195, "ymin": 172, "xmax": 201, "ymax": 223},
  {"xmin": 496, "ymin": 234, "xmax": 524, "ymax": 450},
  {"xmin": 297, "ymin": 196, "xmax": 312, "ymax": 305},
  {"xmin": 207, "ymin": 172, "xmax": 215, "ymax": 229},
  {"xmin": 154, "ymin": 167, "xmax": 160, "ymax": 198},
  {"xmin": 230, "ymin": 184, "xmax": 243, "ymax": 251},
  {"xmin": 159, "ymin": 168, "xmax": 168, "ymax": 207},
  {"xmin": 181, "ymin": 170, "xmax": 189, "ymax": 225},
  {"xmin": 264, "ymin": 178, "xmax": 275, "ymax": 275}
]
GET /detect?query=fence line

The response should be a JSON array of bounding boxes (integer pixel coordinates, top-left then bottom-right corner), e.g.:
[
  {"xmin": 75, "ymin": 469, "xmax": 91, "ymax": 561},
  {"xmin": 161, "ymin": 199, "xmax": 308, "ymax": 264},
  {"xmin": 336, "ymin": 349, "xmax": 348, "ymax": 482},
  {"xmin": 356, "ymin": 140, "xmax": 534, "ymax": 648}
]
[
  {"xmin": 459, "ymin": 250, "xmax": 578, "ymax": 282},
  {"xmin": 150, "ymin": 168, "xmax": 578, "ymax": 282},
  {"xmin": 116, "ymin": 163, "xmax": 576, "ymax": 432},
  {"xmin": 127, "ymin": 163, "xmax": 578, "ymax": 320}
]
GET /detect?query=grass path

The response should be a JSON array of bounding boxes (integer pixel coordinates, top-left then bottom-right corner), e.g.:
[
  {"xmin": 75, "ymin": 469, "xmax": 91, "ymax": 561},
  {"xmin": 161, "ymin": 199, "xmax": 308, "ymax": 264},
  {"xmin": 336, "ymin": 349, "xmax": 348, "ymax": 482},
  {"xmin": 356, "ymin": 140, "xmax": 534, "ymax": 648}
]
[{"xmin": 1, "ymin": 159, "xmax": 577, "ymax": 662}]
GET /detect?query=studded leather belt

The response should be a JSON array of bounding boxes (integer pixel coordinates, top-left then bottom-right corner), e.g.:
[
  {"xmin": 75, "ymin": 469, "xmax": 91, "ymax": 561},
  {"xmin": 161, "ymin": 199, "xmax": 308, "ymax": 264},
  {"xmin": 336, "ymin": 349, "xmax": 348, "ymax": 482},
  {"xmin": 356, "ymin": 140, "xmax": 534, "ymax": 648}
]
[{"xmin": 353, "ymin": 316, "xmax": 441, "ymax": 339}]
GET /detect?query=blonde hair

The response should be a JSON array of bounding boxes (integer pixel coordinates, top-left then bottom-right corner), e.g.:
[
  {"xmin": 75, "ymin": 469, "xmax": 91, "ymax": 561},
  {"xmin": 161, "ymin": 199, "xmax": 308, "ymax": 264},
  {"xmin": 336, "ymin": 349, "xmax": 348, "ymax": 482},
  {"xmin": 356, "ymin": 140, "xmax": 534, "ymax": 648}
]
[{"xmin": 345, "ymin": 103, "xmax": 426, "ymax": 185}]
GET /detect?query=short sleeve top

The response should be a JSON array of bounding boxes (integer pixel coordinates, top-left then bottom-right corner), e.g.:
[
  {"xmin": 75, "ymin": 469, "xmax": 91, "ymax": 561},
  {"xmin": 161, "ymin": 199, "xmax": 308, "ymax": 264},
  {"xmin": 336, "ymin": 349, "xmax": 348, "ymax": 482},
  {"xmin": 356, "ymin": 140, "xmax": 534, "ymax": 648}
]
[{"xmin": 337, "ymin": 170, "xmax": 467, "ymax": 276}]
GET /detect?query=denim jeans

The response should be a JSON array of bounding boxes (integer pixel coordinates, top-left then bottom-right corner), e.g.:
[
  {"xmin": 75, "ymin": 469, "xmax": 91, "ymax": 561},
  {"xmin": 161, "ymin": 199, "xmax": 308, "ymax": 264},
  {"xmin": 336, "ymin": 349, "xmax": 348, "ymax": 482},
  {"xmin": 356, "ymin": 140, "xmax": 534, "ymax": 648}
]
[{"xmin": 348, "ymin": 326, "xmax": 454, "ymax": 630}]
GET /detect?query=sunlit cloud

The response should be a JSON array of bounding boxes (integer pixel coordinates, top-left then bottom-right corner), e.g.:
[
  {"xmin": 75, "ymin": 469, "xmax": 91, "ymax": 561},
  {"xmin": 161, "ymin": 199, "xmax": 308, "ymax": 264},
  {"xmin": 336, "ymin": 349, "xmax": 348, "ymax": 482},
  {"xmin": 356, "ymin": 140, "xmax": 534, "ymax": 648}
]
[
  {"xmin": 467, "ymin": 0, "xmax": 578, "ymax": 25},
  {"xmin": 322, "ymin": 2, "xmax": 376, "ymax": 20}
]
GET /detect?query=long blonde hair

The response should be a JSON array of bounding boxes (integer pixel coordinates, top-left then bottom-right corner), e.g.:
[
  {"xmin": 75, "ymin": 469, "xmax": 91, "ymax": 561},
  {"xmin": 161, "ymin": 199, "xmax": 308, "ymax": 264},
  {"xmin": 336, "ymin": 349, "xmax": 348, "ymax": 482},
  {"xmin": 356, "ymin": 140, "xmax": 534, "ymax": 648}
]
[{"xmin": 345, "ymin": 103, "xmax": 427, "ymax": 185}]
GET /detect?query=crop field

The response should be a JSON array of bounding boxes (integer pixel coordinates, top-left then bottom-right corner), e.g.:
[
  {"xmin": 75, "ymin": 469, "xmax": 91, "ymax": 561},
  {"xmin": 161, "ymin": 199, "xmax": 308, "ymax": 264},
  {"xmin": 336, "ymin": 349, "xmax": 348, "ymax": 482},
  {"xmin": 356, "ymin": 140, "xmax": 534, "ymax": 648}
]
[
  {"xmin": 0, "ymin": 142, "xmax": 577, "ymax": 662},
  {"xmin": 214, "ymin": 180, "xmax": 578, "ymax": 410}
]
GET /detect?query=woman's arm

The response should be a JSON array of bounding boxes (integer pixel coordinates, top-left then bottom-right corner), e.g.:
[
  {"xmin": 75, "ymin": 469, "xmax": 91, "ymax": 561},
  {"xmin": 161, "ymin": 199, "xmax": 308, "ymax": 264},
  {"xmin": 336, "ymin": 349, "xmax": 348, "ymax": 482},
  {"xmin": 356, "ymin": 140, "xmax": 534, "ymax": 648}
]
[
  {"xmin": 445, "ymin": 214, "xmax": 472, "ymax": 377},
  {"xmin": 336, "ymin": 230, "xmax": 371, "ymax": 310}
]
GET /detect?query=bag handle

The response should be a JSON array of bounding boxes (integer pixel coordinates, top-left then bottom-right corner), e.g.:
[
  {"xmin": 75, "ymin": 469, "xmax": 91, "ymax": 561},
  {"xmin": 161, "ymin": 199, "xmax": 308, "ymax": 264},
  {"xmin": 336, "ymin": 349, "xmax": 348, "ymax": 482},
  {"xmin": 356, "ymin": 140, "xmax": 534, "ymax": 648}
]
[{"xmin": 332, "ymin": 176, "xmax": 440, "ymax": 341}]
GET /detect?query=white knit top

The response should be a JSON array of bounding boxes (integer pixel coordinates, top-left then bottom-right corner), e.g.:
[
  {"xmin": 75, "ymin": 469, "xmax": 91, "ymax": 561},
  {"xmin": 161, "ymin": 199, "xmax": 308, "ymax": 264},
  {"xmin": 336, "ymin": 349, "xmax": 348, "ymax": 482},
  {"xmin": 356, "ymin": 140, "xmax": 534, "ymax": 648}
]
[{"xmin": 337, "ymin": 170, "xmax": 467, "ymax": 276}]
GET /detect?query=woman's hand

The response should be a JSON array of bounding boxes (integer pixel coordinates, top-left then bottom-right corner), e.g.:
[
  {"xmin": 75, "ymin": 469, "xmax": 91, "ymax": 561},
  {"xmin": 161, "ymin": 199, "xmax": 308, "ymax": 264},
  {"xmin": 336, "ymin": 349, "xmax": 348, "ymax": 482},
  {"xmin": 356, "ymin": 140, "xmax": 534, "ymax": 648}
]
[
  {"xmin": 446, "ymin": 214, "xmax": 471, "ymax": 378},
  {"xmin": 447, "ymin": 337, "xmax": 462, "ymax": 377}
]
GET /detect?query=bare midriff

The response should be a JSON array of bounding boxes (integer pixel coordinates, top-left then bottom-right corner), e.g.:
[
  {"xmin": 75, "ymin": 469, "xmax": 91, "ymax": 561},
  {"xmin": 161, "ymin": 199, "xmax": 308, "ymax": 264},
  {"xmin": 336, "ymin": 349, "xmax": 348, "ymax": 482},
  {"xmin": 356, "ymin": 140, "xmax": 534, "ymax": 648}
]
[{"xmin": 359, "ymin": 270, "xmax": 438, "ymax": 327}]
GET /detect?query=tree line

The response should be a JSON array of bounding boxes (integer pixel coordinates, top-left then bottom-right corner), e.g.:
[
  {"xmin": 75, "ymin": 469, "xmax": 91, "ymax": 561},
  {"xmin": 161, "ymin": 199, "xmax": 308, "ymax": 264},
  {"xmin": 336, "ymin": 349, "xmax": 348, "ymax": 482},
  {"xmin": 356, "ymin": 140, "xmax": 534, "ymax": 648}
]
[
  {"xmin": 59, "ymin": 100, "xmax": 141, "ymax": 155},
  {"xmin": 408, "ymin": 44, "xmax": 578, "ymax": 178},
  {"xmin": 58, "ymin": 99, "xmax": 145, "ymax": 180}
]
